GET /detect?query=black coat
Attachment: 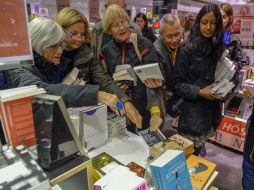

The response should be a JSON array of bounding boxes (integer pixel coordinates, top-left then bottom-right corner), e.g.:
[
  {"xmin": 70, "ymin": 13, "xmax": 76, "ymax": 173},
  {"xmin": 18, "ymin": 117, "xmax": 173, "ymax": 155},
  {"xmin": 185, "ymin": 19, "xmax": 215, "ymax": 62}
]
[
  {"xmin": 101, "ymin": 35, "xmax": 160, "ymax": 129},
  {"xmin": 142, "ymin": 27, "xmax": 157, "ymax": 43},
  {"xmin": 169, "ymin": 44, "xmax": 222, "ymax": 136},
  {"xmin": 244, "ymin": 108, "xmax": 254, "ymax": 162}
]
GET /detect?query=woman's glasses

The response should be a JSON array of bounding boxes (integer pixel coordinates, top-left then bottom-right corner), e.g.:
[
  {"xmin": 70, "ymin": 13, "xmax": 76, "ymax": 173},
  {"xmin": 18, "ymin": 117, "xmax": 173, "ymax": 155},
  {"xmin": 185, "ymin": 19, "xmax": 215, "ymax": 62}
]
[
  {"xmin": 64, "ymin": 28, "xmax": 87, "ymax": 41},
  {"xmin": 111, "ymin": 20, "xmax": 129, "ymax": 31},
  {"xmin": 48, "ymin": 41, "xmax": 67, "ymax": 50}
]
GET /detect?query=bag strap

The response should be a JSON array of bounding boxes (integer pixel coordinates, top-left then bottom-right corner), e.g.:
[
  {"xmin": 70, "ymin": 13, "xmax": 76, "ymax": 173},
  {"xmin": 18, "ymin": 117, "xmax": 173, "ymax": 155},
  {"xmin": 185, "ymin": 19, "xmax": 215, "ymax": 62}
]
[{"xmin": 131, "ymin": 33, "xmax": 142, "ymax": 62}]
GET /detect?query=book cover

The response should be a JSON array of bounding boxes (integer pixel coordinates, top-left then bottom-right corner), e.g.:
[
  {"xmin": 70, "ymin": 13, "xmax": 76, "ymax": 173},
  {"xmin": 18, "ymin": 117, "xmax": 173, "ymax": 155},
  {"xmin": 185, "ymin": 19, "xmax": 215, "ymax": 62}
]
[
  {"xmin": 134, "ymin": 63, "xmax": 164, "ymax": 83},
  {"xmin": 150, "ymin": 149, "xmax": 192, "ymax": 190},
  {"xmin": 0, "ymin": 86, "xmax": 45, "ymax": 147},
  {"xmin": 138, "ymin": 129, "xmax": 166, "ymax": 148},
  {"xmin": 92, "ymin": 152, "xmax": 124, "ymax": 176},
  {"xmin": 150, "ymin": 134, "xmax": 194, "ymax": 158},
  {"xmin": 127, "ymin": 161, "xmax": 145, "ymax": 177},
  {"xmin": 187, "ymin": 155, "xmax": 216, "ymax": 190}
]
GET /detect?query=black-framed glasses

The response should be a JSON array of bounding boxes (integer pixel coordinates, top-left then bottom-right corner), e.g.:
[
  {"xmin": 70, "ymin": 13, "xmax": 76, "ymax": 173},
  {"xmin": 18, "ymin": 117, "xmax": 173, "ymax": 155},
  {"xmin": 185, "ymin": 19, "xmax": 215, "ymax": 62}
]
[
  {"xmin": 47, "ymin": 41, "xmax": 67, "ymax": 50},
  {"xmin": 63, "ymin": 28, "xmax": 87, "ymax": 41}
]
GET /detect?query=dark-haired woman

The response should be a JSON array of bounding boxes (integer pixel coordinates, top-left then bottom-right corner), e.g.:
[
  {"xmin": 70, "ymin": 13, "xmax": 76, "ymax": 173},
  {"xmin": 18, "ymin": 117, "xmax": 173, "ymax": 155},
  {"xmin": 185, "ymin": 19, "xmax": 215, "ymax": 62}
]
[
  {"xmin": 169, "ymin": 4, "xmax": 224, "ymax": 156},
  {"xmin": 134, "ymin": 13, "xmax": 157, "ymax": 43}
]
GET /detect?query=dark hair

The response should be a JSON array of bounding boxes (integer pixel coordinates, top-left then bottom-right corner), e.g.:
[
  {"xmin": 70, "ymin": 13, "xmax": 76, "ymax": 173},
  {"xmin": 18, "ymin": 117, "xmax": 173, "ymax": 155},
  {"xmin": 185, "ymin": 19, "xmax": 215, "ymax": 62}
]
[
  {"xmin": 134, "ymin": 13, "xmax": 148, "ymax": 28},
  {"xmin": 186, "ymin": 4, "xmax": 224, "ymax": 59},
  {"xmin": 220, "ymin": 3, "xmax": 234, "ymax": 31}
]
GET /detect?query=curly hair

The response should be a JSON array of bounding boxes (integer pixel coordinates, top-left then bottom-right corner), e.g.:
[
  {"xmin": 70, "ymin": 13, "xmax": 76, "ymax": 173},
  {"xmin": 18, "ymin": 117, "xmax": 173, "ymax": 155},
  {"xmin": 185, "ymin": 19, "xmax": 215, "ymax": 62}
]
[{"xmin": 186, "ymin": 4, "xmax": 224, "ymax": 59}]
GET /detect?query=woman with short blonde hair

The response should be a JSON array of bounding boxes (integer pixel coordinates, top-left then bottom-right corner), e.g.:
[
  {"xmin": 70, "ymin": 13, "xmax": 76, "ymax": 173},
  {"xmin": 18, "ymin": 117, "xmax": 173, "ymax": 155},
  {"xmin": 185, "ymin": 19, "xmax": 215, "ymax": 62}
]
[{"xmin": 102, "ymin": 4, "xmax": 129, "ymax": 34}]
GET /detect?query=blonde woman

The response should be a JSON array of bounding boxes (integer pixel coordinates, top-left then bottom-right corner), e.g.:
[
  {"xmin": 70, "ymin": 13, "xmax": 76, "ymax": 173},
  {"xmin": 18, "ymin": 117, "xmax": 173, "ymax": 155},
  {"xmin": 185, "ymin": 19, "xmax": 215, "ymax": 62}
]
[
  {"xmin": 55, "ymin": 7, "xmax": 142, "ymax": 128},
  {"xmin": 100, "ymin": 5, "xmax": 163, "ymax": 133}
]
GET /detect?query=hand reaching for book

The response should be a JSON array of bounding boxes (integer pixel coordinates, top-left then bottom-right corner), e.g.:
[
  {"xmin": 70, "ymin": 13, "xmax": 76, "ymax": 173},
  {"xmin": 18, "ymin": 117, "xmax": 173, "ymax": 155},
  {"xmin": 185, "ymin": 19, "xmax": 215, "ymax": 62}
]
[
  {"xmin": 97, "ymin": 91, "xmax": 125, "ymax": 116},
  {"xmin": 199, "ymin": 84, "xmax": 223, "ymax": 100},
  {"xmin": 243, "ymin": 89, "xmax": 254, "ymax": 99},
  {"xmin": 149, "ymin": 113, "xmax": 163, "ymax": 132},
  {"xmin": 144, "ymin": 79, "xmax": 162, "ymax": 88},
  {"xmin": 124, "ymin": 101, "xmax": 142, "ymax": 129}
]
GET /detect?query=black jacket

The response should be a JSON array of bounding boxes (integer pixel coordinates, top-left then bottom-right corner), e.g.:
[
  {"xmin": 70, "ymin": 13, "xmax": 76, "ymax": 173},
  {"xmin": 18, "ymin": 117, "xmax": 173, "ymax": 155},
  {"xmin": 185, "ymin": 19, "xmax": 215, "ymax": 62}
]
[
  {"xmin": 101, "ymin": 35, "xmax": 160, "ymax": 128},
  {"xmin": 5, "ymin": 53, "xmax": 99, "ymax": 108},
  {"xmin": 169, "ymin": 44, "xmax": 222, "ymax": 136},
  {"xmin": 244, "ymin": 109, "xmax": 254, "ymax": 162},
  {"xmin": 142, "ymin": 27, "xmax": 157, "ymax": 43}
]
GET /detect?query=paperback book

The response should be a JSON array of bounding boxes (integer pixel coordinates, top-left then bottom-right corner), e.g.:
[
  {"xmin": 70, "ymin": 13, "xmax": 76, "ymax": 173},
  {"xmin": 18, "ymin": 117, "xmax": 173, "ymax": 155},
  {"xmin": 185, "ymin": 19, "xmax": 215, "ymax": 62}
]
[{"xmin": 138, "ymin": 129, "xmax": 166, "ymax": 147}]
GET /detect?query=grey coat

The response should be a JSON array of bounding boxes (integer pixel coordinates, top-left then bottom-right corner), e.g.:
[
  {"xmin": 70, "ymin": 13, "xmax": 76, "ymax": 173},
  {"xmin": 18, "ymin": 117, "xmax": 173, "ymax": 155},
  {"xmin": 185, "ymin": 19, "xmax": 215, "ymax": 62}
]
[{"xmin": 5, "ymin": 53, "xmax": 99, "ymax": 108}]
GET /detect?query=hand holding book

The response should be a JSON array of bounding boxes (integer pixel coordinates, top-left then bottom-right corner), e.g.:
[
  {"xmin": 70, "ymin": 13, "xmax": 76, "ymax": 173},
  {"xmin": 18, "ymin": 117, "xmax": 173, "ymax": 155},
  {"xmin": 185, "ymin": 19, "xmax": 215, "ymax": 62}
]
[
  {"xmin": 144, "ymin": 78, "xmax": 163, "ymax": 88},
  {"xmin": 199, "ymin": 84, "xmax": 223, "ymax": 100}
]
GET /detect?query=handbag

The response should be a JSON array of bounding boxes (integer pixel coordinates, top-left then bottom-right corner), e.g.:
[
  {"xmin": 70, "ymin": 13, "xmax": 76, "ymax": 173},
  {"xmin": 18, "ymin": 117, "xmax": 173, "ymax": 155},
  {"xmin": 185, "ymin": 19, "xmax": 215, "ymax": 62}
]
[{"xmin": 166, "ymin": 95, "xmax": 184, "ymax": 118}]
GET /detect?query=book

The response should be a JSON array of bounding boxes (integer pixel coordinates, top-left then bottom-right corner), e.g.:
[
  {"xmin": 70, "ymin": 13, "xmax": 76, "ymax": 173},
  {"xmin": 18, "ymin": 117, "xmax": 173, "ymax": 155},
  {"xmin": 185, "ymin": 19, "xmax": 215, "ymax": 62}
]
[
  {"xmin": 210, "ymin": 79, "xmax": 235, "ymax": 98},
  {"xmin": 150, "ymin": 134, "xmax": 194, "ymax": 158},
  {"xmin": 138, "ymin": 128, "xmax": 166, "ymax": 148},
  {"xmin": 94, "ymin": 165, "xmax": 147, "ymax": 190},
  {"xmin": 127, "ymin": 161, "xmax": 146, "ymax": 177},
  {"xmin": 92, "ymin": 152, "xmax": 124, "ymax": 176},
  {"xmin": 187, "ymin": 155, "xmax": 217, "ymax": 190},
  {"xmin": 149, "ymin": 149, "xmax": 192, "ymax": 190},
  {"xmin": 133, "ymin": 63, "xmax": 164, "ymax": 83},
  {"xmin": 0, "ymin": 86, "xmax": 46, "ymax": 147},
  {"xmin": 215, "ymin": 50, "xmax": 236, "ymax": 82},
  {"xmin": 62, "ymin": 67, "xmax": 86, "ymax": 85}
]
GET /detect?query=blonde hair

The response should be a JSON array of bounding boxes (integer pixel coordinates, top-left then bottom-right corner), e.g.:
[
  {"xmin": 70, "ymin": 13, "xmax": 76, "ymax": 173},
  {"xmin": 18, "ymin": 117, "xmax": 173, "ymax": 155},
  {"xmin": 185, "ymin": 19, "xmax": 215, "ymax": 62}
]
[
  {"xmin": 220, "ymin": 3, "xmax": 234, "ymax": 31},
  {"xmin": 160, "ymin": 14, "xmax": 180, "ymax": 34},
  {"xmin": 29, "ymin": 17, "xmax": 65, "ymax": 55},
  {"xmin": 55, "ymin": 7, "xmax": 91, "ymax": 41},
  {"xmin": 102, "ymin": 4, "xmax": 129, "ymax": 33}
]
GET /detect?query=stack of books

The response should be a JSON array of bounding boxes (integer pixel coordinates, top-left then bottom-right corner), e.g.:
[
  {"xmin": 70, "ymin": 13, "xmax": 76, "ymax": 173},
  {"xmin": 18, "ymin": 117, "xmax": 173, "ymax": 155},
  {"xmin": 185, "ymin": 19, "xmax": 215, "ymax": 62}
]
[
  {"xmin": 0, "ymin": 85, "xmax": 46, "ymax": 147},
  {"xmin": 243, "ymin": 79, "xmax": 254, "ymax": 90},
  {"xmin": 210, "ymin": 79, "xmax": 235, "ymax": 98},
  {"xmin": 62, "ymin": 67, "xmax": 85, "ymax": 85},
  {"xmin": 187, "ymin": 155, "xmax": 218, "ymax": 190},
  {"xmin": 150, "ymin": 134, "xmax": 194, "ymax": 159},
  {"xmin": 215, "ymin": 50, "xmax": 236, "ymax": 82},
  {"xmin": 67, "ymin": 104, "xmax": 108, "ymax": 151},
  {"xmin": 149, "ymin": 149, "xmax": 193, "ymax": 190},
  {"xmin": 113, "ymin": 65, "xmax": 137, "ymax": 86},
  {"xmin": 107, "ymin": 113, "xmax": 127, "ymax": 139}
]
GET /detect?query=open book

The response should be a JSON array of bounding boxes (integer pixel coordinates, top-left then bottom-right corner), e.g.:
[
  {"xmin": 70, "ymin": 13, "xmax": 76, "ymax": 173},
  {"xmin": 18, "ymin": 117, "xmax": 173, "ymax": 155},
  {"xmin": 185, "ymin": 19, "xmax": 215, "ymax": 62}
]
[{"xmin": 133, "ymin": 63, "xmax": 164, "ymax": 83}]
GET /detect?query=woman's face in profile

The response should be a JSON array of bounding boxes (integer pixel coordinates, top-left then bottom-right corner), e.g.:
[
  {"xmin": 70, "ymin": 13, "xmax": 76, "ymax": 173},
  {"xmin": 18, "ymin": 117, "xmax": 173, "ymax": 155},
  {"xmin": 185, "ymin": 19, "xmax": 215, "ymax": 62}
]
[
  {"xmin": 199, "ymin": 11, "xmax": 216, "ymax": 38},
  {"xmin": 65, "ymin": 22, "xmax": 86, "ymax": 49},
  {"xmin": 42, "ymin": 41, "xmax": 66, "ymax": 65}
]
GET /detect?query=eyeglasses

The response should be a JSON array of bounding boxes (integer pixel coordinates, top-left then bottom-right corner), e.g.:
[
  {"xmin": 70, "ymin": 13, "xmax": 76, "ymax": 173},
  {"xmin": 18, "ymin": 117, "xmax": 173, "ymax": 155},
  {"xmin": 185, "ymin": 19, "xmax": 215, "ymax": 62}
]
[
  {"xmin": 111, "ymin": 20, "xmax": 129, "ymax": 30},
  {"xmin": 47, "ymin": 41, "xmax": 67, "ymax": 50},
  {"xmin": 64, "ymin": 28, "xmax": 87, "ymax": 41}
]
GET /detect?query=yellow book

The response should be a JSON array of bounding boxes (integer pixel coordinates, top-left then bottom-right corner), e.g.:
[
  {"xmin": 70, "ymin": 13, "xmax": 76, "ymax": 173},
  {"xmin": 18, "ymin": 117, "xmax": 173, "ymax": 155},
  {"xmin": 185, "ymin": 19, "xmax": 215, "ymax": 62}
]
[
  {"xmin": 187, "ymin": 155, "xmax": 217, "ymax": 190},
  {"xmin": 150, "ymin": 134, "xmax": 194, "ymax": 158}
]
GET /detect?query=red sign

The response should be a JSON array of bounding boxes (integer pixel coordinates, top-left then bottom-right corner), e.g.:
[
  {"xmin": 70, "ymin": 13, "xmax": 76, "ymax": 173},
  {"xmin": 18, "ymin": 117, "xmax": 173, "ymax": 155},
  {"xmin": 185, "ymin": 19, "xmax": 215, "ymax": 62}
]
[{"xmin": 0, "ymin": 0, "xmax": 32, "ymax": 63}]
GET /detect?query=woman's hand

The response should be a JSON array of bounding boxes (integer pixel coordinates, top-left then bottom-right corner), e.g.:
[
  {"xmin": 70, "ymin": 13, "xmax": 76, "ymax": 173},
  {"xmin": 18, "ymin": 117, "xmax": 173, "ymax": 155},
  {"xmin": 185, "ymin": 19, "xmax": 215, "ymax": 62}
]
[
  {"xmin": 97, "ymin": 91, "xmax": 125, "ymax": 116},
  {"xmin": 149, "ymin": 113, "xmax": 163, "ymax": 132},
  {"xmin": 199, "ymin": 84, "xmax": 222, "ymax": 100},
  {"xmin": 144, "ymin": 79, "xmax": 162, "ymax": 88},
  {"xmin": 243, "ymin": 89, "xmax": 254, "ymax": 99},
  {"xmin": 124, "ymin": 101, "xmax": 142, "ymax": 129}
]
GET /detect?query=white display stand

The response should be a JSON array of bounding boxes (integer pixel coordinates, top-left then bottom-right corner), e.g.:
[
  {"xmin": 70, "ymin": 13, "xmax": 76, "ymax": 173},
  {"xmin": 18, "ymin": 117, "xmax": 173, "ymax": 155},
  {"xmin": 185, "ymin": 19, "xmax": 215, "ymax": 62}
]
[{"xmin": 88, "ymin": 132, "xmax": 150, "ymax": 168}]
